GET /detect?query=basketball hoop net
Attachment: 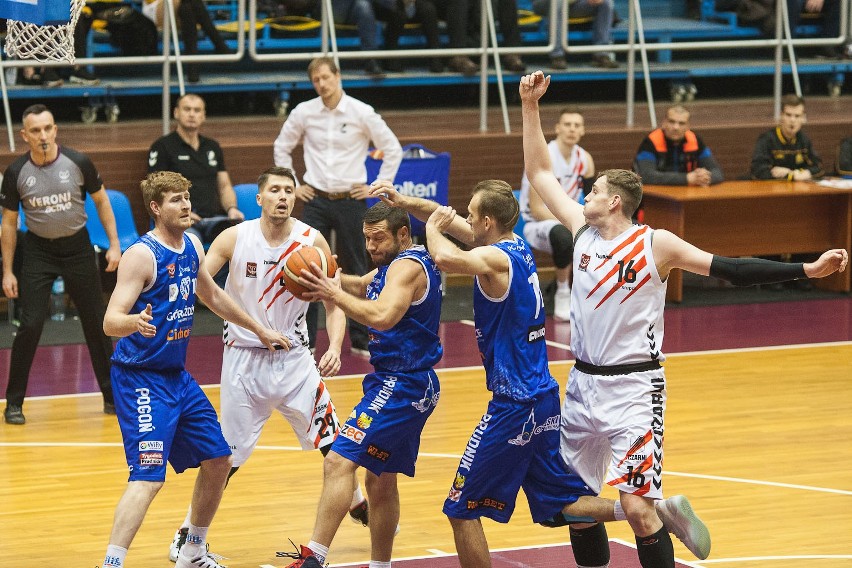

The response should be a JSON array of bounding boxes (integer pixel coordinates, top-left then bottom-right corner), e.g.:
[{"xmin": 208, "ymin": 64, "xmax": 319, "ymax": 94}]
[{"xmin": 4, "ymin": 0, "xmax": 86, "ymax": 63}]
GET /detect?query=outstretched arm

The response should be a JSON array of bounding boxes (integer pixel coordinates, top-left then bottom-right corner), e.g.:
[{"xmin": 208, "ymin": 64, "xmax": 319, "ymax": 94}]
[
  {"xmin": 653, "ymin": 229, "xmax": 849, "ymax": 285},
  {"xmin": 519, "ymin": 72, "xmax": 586, "ymax": 234}
]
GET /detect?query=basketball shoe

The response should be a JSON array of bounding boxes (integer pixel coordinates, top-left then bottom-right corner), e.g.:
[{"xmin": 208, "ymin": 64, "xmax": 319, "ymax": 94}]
[
  {"xmin": 277, "ymin": 544, "xmax": 323, "ymax": 568},
  {"xmin": 174, "ymin": 548, "xmax": 227, "ymax": 568},
  {"xmin": 349, "ymin": 499, "xmax": 369, "ymax": 526},
  {"xmin": 169, "ymin": 527, "xmax": 188, "ymax": 562},
  {"xmin": 655, "ymin": 495, "xmax": 711, "ymax": 560}
]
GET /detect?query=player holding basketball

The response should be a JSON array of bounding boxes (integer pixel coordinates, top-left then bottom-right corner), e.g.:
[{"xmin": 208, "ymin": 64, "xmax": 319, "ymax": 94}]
[
  {"xmin": 281, "ymin": 201, "xmax": 443, "ymax": 568},
  {"xmin": 101, "ymin": 171, "xmax": 289, "ymax": 568},
  {"xmin": 521, "ymin": 70, "xmax": 848, "ymax": 568},
  {"xmin": 164, "ymin": 166, "xmax": 372, "ymax": 562}
]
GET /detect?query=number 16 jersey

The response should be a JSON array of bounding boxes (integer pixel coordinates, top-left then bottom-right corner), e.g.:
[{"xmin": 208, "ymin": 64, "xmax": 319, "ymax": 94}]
[{"xmin": 571, "ymin": 224, "xmax": 667, "ymax": 366}]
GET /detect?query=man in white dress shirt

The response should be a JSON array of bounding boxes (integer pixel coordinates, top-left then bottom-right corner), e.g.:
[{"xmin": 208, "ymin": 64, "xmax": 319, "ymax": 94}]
[{"xmin": 274, "ymin": 56, "xmax": 403, "ymax": 356}]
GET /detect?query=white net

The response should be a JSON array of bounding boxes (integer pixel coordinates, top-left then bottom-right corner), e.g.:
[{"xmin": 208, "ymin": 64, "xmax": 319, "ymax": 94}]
[{"xmin": 4, "ymin": 0, "xmax": 86, "ymax": 63}]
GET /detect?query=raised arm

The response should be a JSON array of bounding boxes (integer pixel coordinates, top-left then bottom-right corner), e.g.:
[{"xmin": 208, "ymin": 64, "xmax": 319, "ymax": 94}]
[
  {"xmin": 519, "ymin": 72, "xmax": 586, "ymax": 234},
  {"xmin": 368, "ymin": 179, "xmax": 474, "ymax": 245}
]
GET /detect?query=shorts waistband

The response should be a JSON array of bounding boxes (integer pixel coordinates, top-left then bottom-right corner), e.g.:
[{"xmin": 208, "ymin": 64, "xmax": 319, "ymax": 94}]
[
  {"xmin": 573, "ymin": 359, "xmax": 661, "ymax": 376},
  {"xmin": 311, "ymin": 186, "xmax": 354, "ymax": 200}
]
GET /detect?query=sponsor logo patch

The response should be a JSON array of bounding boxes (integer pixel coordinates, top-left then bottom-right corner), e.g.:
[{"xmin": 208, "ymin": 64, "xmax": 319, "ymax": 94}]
[
  {"xmin": 579, "ymin": 253, "xmax": 591, "ymax": 272},
  {"xmin": 246, "ymin": 262, "xmax": 257, "ymax": 278},
  {"xmin": 340, "ymin": 423, "xmax": 365, "ymax": 444},
  {"xmin": 167, "ymin": 263, "xmax": 176, "ymax": 278},
  {"xmin": 467, "ymin": 497, "xmax": 506, "ymax": 511},
  {"xmin": 366, "ymin": 444, "xmax": 390, "ymax": 462},
  {"xmin": 139, "ymin": 441, "xmax": 164, "ymax": 451},
  {"xmin": 139, "ymin": 451, "xmax": 163, "ymax": 465},
  {"xmin": 356, "ymin": 412, "xmax": 373, "ymax": 429},
  {"xmin": 448, "ymin": 488, "xmax": 462, "ymax": 502}
]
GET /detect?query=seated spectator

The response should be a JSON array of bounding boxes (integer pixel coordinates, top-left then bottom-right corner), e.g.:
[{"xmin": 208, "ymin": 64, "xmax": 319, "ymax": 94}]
[
  {"xmin": 751, "ymin": 94, "xmax": 823, "ymax": 180},
  {"xmin": 533, "ymin": 0, "xmax": 617, "ymax": 69},
  {"xmin": 433, "ymin": 0, "xmax": 479, "ymax": 75},
  {"xmin": 836, "ymin": 136, "xmax": 852, "ymax": 176},
  {"xmin": 331, "ymin": 0, "xmax": 397, "ymax": 75},
  {"xmin": 518, "ymin": 107, "xmax": 593, "ymax": 321},
  {"xmin": 148, "ymin": 93, "xmax": 244, "ymax": 249},
  {"xmin": 142, "ymin": 0, "xmax": 232, "ymax": 83},
  {"xmin": 787, "ymin": 0, "xmax": 841, "ymax": 58},
  {"xmin": 634, "ymin": 105, "xmax": 724, "ymax": 186},
  {"xmin": 467, "ymin": 0, "xmax": 526, "ymax": 72},
  {"xmin": 383, "ymin": 0, "xmax": 444, "ymax": 73}
]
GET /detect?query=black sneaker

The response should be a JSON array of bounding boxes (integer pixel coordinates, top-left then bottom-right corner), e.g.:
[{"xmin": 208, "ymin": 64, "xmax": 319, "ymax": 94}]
[
  {"xmin": 349, "ymin": 499, "xmax": 369, "ymax": 526},
  {"xmin": 4, "ymin": 404, "xmax": 25, "ymax": 425},
  {"xmin": 69, "ymin": 68, "xmax": 100, "ymax": 85},
  {"xmin": 41, "ymin": 68, "xmax": 63, "ymax": 87}
]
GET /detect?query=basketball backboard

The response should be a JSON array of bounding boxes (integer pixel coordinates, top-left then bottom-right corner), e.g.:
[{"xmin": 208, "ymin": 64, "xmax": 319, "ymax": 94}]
[{"xmin": 0, "ymin": 0, "xmax": 70, "ymax": 25}]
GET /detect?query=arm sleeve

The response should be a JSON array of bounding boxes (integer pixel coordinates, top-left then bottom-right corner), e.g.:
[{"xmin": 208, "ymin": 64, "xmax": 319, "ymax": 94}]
[
  {"xmin": 803, "ymin": 135, "xmax": 824, "ymax": 178},
  {"xmin": 837, "ymin": 137, "xmax": 852, "ymax": 176},
  {"xmin": 750, "ymin": 132, "xmax": 774, "ymax": 179},
  {"xmin": 273, "ymin": 108, "xmax": 303, "ymax": 169},
  {"xmin": 367, "ymin": 111, "xmax": 403, "ymax": 182},
  {"xmin": 709, "ymin": 255, "xmax": 806, "ymax": 286},
  {"xmin": 148, "ymin": 138, "xmax": 170, "ymax": 173},
  {"xmin": 698, "ymin": 145, "xmax": 725, "ymax": 184},
  {"xmin": 0, "ymin": 164, "xmax": 22, "ymax": 210}
]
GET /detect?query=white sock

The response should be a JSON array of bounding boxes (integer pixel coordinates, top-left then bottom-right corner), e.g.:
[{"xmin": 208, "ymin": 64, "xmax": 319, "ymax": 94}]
[
  {"xmin": 350, "ymin": 485, "xmax": 365, "ymax": 509},
  {"xmin": 369, "ymin": 561, "xmax": 392, "ymax": 568},
  {"xmin": 613, "ymin": 501, "xmax": 626, "ymax": 521},
  {"xmin": 181, "ymin": 506, "xmax": 192, "ymax": 529},
  {"xmin": 557, "ymin": 280, "xmax": 571, "ymax": 292},
  {"xmin": 307, "ymin": 541, "xmax": 329, "ymax": 564},
  {"xmin": 180, "ymin": 523, "xmax": 209, "ymax": 559},
  {"xmin": 103, "ymin": 544, "xmax": 127, "ymax": 568}
]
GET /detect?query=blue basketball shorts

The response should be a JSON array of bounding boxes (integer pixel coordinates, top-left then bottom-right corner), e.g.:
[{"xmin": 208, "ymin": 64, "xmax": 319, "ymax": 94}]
[
  {"xmin": 443, "ymin": 388, "xmax": 594, "ymax": 524},
  {"xmin": 331, "ymin": 369, "xmax": 440, "ymax": 477},
  {"xmin": 112, "ymin": 364, "xmax": 232, "ymax": 482}
]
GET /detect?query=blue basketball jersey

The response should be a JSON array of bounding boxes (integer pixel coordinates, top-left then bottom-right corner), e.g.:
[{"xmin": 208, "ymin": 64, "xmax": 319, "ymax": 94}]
[
  {"xmin": 112, "ymin": 232, "xmax": 199, "ymax": 371},
  {"xmin": 473, "ymin": 237, "xmax": 555, "ymax": 401},
  {"xmin": 365, "ymin": 245, "xmax": 443, "ymax": 372}
]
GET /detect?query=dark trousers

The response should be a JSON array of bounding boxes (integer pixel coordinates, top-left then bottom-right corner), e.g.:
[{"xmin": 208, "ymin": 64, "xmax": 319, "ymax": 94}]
[
  {"xmin": 301, "ymin": 196, "xmax": 370, "ymax": 349},
  {"xmin": 5, "ymin": 229, "xmax": 114, "ymax": 407}
]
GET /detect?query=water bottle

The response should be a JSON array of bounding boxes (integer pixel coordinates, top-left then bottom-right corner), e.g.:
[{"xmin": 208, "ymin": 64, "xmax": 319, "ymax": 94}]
[{"xmin": 50, "ymin": 277, "xmax": 65, "ymax": 321}]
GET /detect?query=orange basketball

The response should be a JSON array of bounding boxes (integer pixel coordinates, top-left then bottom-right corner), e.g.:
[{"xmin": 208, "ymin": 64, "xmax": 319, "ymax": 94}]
[{"xmin": 281, "ymin": 246, "xmax": 338, "ymax": 301}]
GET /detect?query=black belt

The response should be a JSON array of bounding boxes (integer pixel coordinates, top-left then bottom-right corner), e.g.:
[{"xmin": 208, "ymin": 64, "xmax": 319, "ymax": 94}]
[
  {"xmin": 311, "ymin": 186, "xmax": 354, "ymax": 201},
  {"xmin": 573, "ymin": 359, "xmax": 661, "ymax": 376}
]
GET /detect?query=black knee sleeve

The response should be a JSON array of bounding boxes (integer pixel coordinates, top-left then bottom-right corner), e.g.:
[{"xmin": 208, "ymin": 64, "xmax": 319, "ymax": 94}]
[
  {"xmin": 319, "ymin": 444, "xmax": 331, "ymax": 457},
  {"xmin": 569, "ymin": 523, "xmax": 610, "ymax": 568},
  {"xmin": 549, "ymin": 224, "xmax": 574, "ymax": 269},
  {"xmin": 636, "ymin": 526, "xmax": 675, "ymax": 568}
]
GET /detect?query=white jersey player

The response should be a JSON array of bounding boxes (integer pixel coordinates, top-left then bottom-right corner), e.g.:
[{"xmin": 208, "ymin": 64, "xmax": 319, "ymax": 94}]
[
  {"xmin": 166, "ymin": 167, "xmax": 371, "ymax": 563},
  {"xmin": 522, "ymin": 70, "xmax": 847, "ymax": 567}
]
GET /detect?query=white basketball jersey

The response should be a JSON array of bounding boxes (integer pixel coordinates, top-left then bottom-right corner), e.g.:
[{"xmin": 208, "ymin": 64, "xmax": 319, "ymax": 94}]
[
  {"xmin": 520, "ymin": 141, "xmax": 591, "ymax": 222},
  {"xmin": 571, "ymin": 224, "xmax": 667, "ymax": 366},
  {"xmin": 223, "ymin": 219, "xmax": 317, "ymax": 348}
]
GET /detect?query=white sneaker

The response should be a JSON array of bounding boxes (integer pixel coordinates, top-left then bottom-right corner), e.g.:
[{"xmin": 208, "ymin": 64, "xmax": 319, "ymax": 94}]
[
  {"xmin": 169, "ymin": 528, "xmax": 188, "ymax": 562},
  {"xmin": 175, "ymin": 550, "xmax": 227, "ymax": 568},
  {"xmin": 655, "ymin": 495, "xmax": 711, "ymax": 560},
  {"xmin": 553, "ymin": 286, "xmax": 571, "ymax": 322}
]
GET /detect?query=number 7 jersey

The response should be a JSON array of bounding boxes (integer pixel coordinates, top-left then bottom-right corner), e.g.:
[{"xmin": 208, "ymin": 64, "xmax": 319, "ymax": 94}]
[{"xmin": 571, "ymin": 224, "xmax": 667, "ymax": 366}]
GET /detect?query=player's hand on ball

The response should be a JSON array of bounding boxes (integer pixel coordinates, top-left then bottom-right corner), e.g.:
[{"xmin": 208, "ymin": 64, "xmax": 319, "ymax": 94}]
[
  {"xmin": 301, "ymin": 265, "xmax": 342, "ymax": 302},
  {"xmin": 137, "ymin": 303, "xmax": 157, "ymax": 338}
]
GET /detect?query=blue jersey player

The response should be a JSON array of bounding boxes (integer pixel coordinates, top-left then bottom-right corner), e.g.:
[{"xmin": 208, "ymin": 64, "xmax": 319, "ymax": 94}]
[
  {"xmin": 101, "ymin": 172, "xmax": 288, "ymax": 568},
  {"xmin": 370, "ymin": 178, "xmax": 712, "ymax": 568},
  {"xmin": 281, "ymin": 202, "xmax": 443, "ymax": 568}
]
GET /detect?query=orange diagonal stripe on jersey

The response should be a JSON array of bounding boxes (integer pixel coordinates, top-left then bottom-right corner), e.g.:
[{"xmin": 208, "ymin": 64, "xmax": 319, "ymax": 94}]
[
  {"xmin": 617, "ymin": 430, "xmax": 653, "ymax": 468},
  {"xmin": 265, "ymin": 241, "xmax": 301, "ymax": 277},
  {"xmin": 620, "ymin": 272, "xmax": 651, "ymax": 304},
  {"xmin": 591, "ymin": 238, "xmax": 648, "ymax": 309},
  {"xmin": 592, "ymin": 226, "xmax": 648, "ymax": 271},
  {"xmin": 259, "ymin": 268, "xmax": 285, "ymax": 303},
  {"xmin": 266, "ymin": 285, "xmax": 294, "ymax": 310}
]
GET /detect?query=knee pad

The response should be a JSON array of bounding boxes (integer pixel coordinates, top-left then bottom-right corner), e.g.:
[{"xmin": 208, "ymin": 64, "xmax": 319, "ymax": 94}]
[
  {"xmin": 548, "ymin": 224, "xmax": 573, "ymax": 269},
  {"xmin": 569, "ymin": 523, "xmax": 610, "ymax": 568}
]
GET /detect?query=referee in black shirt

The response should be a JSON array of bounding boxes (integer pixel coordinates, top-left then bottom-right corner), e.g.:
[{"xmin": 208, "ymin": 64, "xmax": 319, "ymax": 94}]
[{"xmin": 0, "ymin": 104, "xmax": 121, "ymax": 425}]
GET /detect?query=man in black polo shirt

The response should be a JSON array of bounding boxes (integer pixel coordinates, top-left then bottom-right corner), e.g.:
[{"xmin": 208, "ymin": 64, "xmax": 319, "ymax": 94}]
[
  {"xmin": 148, "ymin": 93, "xmax": 244, "ymax": 247},
  {"xmin": 0, "ymin": 104, "xmax": 120, "ymax": 425}
]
